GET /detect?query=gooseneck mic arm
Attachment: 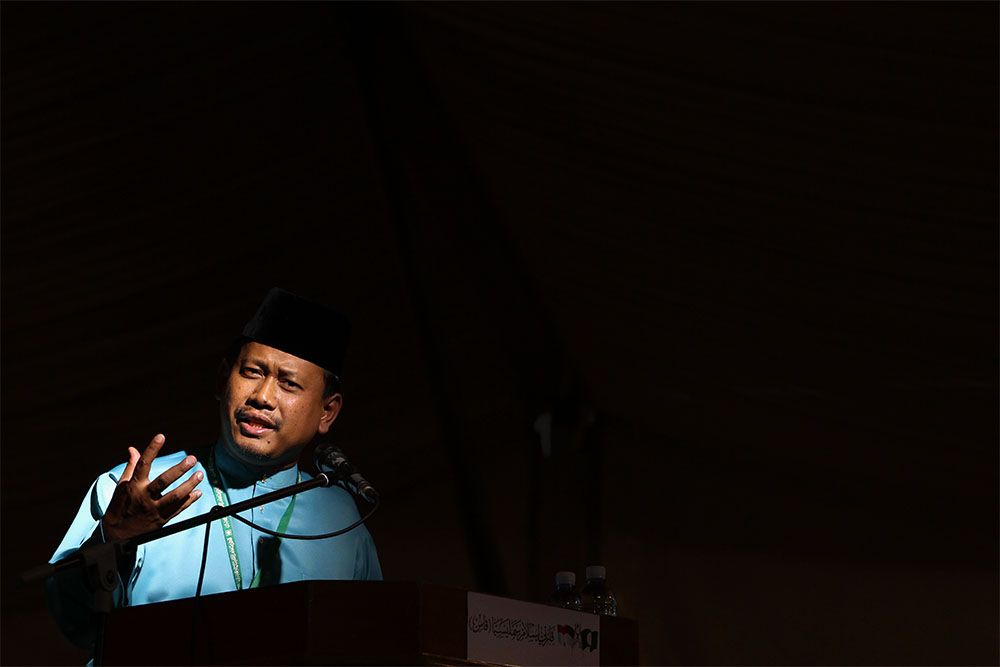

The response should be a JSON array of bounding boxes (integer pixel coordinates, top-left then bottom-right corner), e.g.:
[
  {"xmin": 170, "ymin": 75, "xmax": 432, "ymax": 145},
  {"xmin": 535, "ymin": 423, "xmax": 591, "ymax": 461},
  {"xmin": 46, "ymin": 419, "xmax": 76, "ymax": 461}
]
[{"xmin": 19, "ymin": 472, "xmax": 336, "ymax": 587}]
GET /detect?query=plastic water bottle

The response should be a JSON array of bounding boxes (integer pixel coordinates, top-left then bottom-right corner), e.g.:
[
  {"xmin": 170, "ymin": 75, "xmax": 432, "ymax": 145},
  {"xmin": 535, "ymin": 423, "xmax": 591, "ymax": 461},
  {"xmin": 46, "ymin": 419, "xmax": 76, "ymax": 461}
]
[
  {"xmin": 550, "ymin": 571, "xmax": 582, "ymax": 610},
  {"xmin": 580, "ymin": 565, "xmax": 618, "ymax": 616}
]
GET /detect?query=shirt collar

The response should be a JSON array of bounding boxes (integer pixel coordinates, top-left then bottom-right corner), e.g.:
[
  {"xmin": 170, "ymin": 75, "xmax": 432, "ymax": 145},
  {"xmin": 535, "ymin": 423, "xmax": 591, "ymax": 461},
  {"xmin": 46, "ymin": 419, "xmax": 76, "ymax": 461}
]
[{"xmin": 213, "ymin": 440, "xmax": 299, "ymax": 490}]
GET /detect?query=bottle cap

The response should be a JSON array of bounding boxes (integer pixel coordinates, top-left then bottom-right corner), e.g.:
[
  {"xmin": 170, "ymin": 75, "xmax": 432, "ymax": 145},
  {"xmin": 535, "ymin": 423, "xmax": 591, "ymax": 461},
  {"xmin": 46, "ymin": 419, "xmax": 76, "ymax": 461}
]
[
  {"xmin": 555, "ymin": 571, "xmax": 576, "ymax": 586},
  {"xmin": 585, "ymin": 565, "xmax": 606, "ymax": 580}
]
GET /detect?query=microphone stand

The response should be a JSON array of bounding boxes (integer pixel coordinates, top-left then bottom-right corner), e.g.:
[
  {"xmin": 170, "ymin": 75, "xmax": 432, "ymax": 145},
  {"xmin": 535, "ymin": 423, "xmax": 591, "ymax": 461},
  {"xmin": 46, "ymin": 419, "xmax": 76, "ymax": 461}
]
[{"xmin": 18, "ymin": 472, "xmax": 333, "ymax": 665}]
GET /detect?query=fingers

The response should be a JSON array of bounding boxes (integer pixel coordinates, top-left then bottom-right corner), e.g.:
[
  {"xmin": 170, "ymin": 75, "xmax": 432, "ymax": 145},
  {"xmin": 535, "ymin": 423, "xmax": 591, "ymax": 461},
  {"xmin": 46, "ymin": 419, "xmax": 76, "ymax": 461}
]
[
  {"xmin": 147, "ymin": 455, "xmax": 197, "ymax": 497},
  {"xmin": 158, "ymin": 470, "xmax": 204, "ymax": 515},
  {"xmin": 164, "ymin": 487, "xmax": 203, "ymax": 521},
  {"xmin": 134, "ymin": 434, "xmax": 166, "ymax": 482},
  {"xmin": 120, "ymin": 447, "xmax": 140, "ymax": 483}
]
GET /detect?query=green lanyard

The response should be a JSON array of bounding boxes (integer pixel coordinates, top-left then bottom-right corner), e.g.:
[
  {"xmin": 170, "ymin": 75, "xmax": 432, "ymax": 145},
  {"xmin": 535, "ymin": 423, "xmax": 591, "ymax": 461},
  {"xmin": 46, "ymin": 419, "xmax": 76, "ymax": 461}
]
[{"xmin": 203, "ymin": 449, "xmax": 299, "ymax": 590}]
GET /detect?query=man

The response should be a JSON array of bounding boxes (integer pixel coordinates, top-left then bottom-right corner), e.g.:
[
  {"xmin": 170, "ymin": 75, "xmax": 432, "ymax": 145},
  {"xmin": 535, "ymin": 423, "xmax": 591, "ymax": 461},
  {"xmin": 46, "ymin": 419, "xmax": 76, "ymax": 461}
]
[{"xmin": 47, "ymin": 288, "xmax": 382, "ymax": 649}]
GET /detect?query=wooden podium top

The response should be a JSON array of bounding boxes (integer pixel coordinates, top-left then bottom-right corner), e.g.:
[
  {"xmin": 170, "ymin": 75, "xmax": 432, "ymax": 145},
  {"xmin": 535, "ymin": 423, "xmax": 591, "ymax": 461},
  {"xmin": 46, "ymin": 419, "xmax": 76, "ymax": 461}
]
[{"xmin": 101, "ymin": 581, "xmax": 638, "ymax": 666}]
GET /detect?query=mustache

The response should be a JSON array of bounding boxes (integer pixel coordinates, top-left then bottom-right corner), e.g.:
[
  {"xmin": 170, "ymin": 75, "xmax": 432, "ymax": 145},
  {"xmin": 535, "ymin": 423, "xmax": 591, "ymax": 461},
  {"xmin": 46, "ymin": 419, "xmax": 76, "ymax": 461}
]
[{"xmin": 235, "ymin": 408, "xmax": 282, "ymax": 430}]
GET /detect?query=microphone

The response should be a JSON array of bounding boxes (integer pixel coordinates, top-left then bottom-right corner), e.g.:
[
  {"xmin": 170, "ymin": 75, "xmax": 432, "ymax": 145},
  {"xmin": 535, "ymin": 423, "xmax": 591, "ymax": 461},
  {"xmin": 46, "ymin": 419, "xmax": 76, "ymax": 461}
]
[{"xmin": 314, "ymin": 444, "xmax": 380, "ymax": 503}]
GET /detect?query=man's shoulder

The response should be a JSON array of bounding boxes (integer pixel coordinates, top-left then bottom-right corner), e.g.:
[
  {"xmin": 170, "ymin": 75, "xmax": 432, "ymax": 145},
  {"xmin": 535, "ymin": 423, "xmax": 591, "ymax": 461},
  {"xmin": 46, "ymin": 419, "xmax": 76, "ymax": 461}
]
[{"xmin": 300, "ymin": 475, "xmax": 365, "ymax": 517}]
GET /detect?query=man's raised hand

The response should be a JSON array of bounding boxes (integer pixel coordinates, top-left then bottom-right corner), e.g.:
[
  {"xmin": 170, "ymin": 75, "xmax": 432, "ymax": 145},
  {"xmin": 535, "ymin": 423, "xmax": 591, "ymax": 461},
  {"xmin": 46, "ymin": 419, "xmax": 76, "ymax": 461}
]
[{"xmin": 101, "ymin": 434, "xmax": 204, "ymax": 543}]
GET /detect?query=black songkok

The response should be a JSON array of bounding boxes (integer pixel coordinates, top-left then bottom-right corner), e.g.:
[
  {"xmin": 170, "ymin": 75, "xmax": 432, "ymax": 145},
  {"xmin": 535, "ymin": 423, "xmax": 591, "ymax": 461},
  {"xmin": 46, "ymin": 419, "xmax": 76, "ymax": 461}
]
[{"xmin": 240, "ymin": 288, "xmax": 351, "ymax": 380}]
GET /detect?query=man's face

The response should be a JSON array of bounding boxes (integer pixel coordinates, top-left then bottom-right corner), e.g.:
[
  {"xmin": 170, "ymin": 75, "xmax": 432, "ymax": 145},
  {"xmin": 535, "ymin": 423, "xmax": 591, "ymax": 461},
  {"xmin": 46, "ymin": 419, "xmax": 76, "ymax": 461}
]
[{"xmin": 219, "ymin": 341, "xmax": 341, "ymax": 467}]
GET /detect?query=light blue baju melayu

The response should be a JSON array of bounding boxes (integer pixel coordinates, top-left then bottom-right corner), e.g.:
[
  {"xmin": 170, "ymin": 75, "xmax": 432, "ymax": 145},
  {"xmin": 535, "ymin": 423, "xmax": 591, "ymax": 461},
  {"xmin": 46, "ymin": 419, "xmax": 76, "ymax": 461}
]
[{"xmin": 47, "ymin": 442, "xmax": 382, "ymax": 648}]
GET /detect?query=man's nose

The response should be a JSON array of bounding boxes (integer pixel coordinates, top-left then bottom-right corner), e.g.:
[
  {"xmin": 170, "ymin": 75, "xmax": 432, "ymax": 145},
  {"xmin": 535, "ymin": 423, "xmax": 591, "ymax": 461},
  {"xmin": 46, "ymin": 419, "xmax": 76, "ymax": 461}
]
[{"xmin": 248, "ymin": 376, "xmax": 277, "ymax": 409}]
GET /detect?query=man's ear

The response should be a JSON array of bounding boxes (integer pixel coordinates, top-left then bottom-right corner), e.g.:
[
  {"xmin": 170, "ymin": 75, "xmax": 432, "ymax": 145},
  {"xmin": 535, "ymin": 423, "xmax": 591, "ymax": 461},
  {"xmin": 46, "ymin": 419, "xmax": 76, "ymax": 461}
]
[
  {"xmin": 317, "ymin": 393, "xmax": 343, "ymax": 435},
  {"xmin": 215, "ymin": 358, "xmax": 232, "ymax": 401}
]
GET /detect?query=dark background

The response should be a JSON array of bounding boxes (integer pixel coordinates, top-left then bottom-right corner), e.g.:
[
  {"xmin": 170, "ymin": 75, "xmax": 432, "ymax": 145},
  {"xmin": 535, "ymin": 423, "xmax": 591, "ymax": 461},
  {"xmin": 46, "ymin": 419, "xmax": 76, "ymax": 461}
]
[{"xmin": 2, "ymin": 3, "xmax": 997, "ymax": 665}]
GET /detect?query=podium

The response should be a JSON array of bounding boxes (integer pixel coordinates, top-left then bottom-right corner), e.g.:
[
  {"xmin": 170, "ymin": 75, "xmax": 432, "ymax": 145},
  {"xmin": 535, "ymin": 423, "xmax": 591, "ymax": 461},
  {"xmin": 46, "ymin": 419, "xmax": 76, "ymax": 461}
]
[{"xmin": 101, "ymin": 581, "xmax": 638, "ymax": 665}]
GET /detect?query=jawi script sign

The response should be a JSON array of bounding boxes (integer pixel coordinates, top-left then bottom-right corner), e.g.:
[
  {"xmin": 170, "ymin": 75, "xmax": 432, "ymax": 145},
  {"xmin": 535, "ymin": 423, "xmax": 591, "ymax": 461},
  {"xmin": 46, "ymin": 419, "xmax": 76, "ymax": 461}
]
[{"xmin": 467, "ymin": 592, "xmax": 600, "ymax": 666}]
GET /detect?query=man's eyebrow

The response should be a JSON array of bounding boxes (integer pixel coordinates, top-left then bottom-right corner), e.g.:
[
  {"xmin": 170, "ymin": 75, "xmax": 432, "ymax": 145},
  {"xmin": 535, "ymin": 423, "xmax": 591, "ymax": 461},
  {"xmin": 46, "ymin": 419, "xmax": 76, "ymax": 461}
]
[
  {"xmin": 243, "ymin": 358, "xmax": 271, "ymax": 372},
  {"xmin": 243, "ymin": 358, "xmax": 303, "ymax": 380}
]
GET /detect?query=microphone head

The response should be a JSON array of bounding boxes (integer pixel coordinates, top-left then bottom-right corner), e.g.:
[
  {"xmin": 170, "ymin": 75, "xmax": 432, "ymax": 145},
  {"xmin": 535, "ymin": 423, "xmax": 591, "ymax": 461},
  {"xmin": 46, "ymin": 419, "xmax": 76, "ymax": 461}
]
[
  {"xmin": 313, "ymin": 444, "xmax": 379, "ymax": 503},
  {"xmin": 314, "ymin": 443, "xmax": 347, "ymax": 471}
]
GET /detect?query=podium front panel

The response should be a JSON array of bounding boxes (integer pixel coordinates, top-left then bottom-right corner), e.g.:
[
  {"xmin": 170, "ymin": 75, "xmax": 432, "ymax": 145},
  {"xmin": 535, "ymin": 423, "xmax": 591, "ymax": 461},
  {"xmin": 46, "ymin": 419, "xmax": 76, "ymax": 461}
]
[{"xmin": 101, "ymin": 581, "xmax": 637, "ymax": 665}]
